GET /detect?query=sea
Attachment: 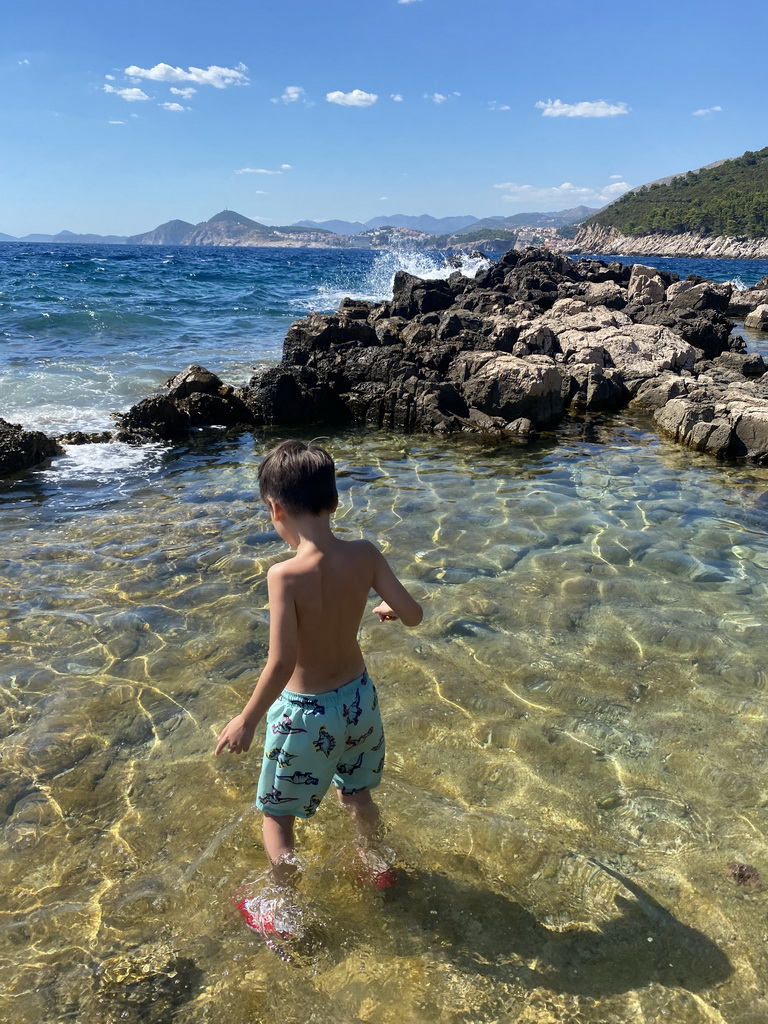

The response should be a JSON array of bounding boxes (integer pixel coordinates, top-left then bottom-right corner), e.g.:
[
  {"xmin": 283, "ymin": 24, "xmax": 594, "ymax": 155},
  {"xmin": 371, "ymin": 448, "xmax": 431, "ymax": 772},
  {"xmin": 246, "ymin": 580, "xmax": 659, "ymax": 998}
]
[{"xmin": 2, "ymin": 243, "xmax": 768, "ymax": 1024}]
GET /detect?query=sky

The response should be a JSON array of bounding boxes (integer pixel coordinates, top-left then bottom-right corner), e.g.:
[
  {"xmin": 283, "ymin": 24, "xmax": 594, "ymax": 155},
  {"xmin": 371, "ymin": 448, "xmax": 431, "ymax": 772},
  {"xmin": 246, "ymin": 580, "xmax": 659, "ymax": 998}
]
[{"xmin": 2, "ymin": 0, "xmax": 766, "ymax": 236}]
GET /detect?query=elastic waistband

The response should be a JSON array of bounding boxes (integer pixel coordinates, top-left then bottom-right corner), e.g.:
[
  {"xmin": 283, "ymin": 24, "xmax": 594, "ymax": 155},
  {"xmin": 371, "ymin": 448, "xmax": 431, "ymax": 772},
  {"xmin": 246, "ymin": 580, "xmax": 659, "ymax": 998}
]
[{"xmin": 281, "ymin": 670, "xmax": 370, "ymax": 709}]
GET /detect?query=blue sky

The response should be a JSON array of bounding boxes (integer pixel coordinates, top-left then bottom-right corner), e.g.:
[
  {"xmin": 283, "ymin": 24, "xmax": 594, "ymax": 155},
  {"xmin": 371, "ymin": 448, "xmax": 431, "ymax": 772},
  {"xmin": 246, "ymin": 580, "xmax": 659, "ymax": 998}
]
[{"xmin": 2, "ymin": 0, "xmax": 766, "ymax": 236}]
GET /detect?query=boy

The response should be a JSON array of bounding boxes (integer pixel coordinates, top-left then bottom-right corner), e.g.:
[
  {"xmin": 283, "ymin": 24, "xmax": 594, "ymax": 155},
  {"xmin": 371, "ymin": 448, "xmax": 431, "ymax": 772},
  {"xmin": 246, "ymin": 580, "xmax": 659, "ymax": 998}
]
[{"xmin": 215, "ymin": 439, "xmax": 422, "ymax": 938}]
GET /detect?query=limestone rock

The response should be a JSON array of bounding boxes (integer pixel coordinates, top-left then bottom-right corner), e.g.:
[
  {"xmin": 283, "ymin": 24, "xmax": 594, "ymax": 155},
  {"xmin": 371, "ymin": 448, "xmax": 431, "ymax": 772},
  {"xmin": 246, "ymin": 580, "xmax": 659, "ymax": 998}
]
[
  {"xmin": 668, "ymin": 280, "xmax": 731, "ymax": 313},
  {"xmin": 744, "ymin": 304, "xmax": 768, "ymax": 330},
  {"xmin": 573, "ymin": 224, "xmax": 768, "ymax": 260},
  {"xmin": 562, "ymin": 363, "xmax": 628, "ymax": 412},
  {"xmin": 449, "ymin": 352, "xmax": 563, "ymax": 425},
  {"xmin": 627, "ymin": 265, "xmax": 667, "ymax": 305},
  {"xmin": 729, "ymin": 288, "xmax": 768, "ymax": 317},
  {"xmin": 582, "ymin": 280, "xmax": 627, "ymax": 309}
]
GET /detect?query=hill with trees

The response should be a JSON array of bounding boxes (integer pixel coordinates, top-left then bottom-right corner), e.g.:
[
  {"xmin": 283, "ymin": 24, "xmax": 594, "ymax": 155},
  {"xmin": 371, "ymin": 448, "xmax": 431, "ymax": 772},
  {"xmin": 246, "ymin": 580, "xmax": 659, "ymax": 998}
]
[{"xmin": 584, "ymin": 147, "xmax": 768, "ymax": 237}]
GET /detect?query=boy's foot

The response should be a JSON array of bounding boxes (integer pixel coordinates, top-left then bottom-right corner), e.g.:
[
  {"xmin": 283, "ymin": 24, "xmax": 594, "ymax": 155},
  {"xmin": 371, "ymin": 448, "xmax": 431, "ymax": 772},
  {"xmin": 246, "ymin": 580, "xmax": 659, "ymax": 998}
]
[
  {"xmin": 355, "ymin": 845, "xmax": 399, "ymax": 889},
  {"xmin": 236, "ymin": 895, "xmax": 304, "ymax": 940}
]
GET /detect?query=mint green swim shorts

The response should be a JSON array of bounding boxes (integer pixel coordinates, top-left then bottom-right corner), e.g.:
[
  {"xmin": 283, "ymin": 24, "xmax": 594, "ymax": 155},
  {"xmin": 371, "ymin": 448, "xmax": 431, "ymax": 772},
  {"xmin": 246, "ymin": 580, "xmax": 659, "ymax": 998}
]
[{"xmin": 256, "ymin": 670, "xmax": 385, "ymax": 818}]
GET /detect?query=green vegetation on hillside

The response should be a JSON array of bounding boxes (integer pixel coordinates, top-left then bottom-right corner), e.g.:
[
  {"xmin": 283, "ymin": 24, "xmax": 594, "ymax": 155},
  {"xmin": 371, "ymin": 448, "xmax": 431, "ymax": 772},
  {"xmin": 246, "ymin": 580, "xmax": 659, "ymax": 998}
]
[
  {"xmin": 431, "ymin": 228, "xmax": 519, "ymax": 248},
  {"xmin": 586, "ymin": 147, "xmax": 768, "ymax": 237}
]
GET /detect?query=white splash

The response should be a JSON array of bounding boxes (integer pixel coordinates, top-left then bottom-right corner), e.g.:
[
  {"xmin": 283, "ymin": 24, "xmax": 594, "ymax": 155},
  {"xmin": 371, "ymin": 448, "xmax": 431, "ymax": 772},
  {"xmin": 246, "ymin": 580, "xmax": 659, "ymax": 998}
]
[
  {"xmin": 47, "ymin": 441, "xmax": 168, "ymax": 486},
  {"xmin": 298, "ymin": 248, "xmax": 492, "ymax": 312}
]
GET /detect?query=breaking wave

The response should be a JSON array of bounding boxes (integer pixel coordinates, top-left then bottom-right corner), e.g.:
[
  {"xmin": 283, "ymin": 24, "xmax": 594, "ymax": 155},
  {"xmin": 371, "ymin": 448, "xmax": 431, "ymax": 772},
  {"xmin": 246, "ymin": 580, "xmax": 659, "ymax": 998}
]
[{"xmin": 300, "ymin": 248, "xmax": 492, "ymax": 312}]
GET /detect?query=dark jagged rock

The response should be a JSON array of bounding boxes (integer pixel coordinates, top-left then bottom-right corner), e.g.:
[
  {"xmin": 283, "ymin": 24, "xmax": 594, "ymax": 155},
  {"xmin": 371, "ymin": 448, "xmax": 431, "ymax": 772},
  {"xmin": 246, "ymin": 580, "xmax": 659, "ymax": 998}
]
[
  {"xmin": 0, "ymin": 418, "xmax": 61, "ymax": 476},
  {"xmin": 389, "ymin": 271, "xmax": 456, "ymax": 318},
  {"xmin": 238, "ymin": 364, "xmax": 351, "ymax": 426},
  {"xmin": 57, "ymin": 430, "xmax": 113, "ymax": 445},
  {"xmin": 111, "ymin": 246, "xmax": 768, "ymax": 462},
  {"xmin": 113, "ymin": 364, "xmax": 255, "ymax": 443}
]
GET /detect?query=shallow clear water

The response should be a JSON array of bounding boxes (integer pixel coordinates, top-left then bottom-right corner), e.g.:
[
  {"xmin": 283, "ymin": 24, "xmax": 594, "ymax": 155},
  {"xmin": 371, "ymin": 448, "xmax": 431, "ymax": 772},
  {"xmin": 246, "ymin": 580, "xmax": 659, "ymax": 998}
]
[
  {"xmin": 3, "ymin": 246, "xmax": 768, "ymax": 1023},
  {"xmin": 2, "ymin": 418, "xmax": 768, "ymax": 1023}
]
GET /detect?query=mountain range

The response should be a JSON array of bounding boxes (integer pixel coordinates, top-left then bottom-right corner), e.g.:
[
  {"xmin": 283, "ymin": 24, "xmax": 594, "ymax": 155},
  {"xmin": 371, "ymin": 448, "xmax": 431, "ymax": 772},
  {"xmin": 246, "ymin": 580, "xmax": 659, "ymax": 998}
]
[{"xmin": 0, "ymin": 206, "xmax": 598, "ymax": 246}]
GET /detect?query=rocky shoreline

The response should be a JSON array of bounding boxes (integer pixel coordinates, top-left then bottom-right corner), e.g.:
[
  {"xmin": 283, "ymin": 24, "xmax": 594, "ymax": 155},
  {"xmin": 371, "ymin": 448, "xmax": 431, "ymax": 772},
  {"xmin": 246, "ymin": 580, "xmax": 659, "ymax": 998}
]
[
  {"xmin": 3, "ymin": 247, "xmax": 768, "ymax": 476},
  {"xmin": 573, "ymin": 225, "xmax": 768, "ymax": 260}
]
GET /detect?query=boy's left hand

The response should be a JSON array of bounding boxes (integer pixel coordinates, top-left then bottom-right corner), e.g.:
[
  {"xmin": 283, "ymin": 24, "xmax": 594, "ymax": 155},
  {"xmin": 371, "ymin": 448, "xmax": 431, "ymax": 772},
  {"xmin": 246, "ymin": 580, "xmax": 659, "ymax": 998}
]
[
  {"xmin": 215, "ymin": 714, "xmax": 255, "ymax": 755},
  {"xmin": 373, "ymin": 601, "xmax": 398, "ymax": 621}
]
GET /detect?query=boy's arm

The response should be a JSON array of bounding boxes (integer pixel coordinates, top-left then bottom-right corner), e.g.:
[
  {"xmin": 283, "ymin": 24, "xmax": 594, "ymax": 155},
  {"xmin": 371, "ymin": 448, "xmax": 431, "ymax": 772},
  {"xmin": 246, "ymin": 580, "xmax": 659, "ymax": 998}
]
[
  {"xmin": 215, "ymin": 565, "xmax": 298, "ymax": 755},
  {"xmin": 371, "ymin": 546, "xmax": 423, "ymax": 627}
]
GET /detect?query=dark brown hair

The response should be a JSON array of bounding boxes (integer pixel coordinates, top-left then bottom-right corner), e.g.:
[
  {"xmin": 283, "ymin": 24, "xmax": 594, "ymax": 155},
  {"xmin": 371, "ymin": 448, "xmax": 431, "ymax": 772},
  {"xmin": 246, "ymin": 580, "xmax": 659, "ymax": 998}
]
[{"xmin": 258, "ymin": 439, "xmax": 338, "ymax": 515}]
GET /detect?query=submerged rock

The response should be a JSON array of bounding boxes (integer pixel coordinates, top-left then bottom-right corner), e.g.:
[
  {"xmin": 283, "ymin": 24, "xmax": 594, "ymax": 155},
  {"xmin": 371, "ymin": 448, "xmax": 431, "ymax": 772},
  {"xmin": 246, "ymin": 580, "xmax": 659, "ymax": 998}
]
[{"xmin": 726, "ymin": 861, "xmax": 763, "ymax": 889}]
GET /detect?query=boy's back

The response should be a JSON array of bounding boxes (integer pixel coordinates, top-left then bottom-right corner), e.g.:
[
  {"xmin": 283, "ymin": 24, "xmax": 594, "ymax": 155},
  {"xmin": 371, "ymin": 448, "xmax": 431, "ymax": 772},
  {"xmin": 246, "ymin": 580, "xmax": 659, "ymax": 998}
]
[{"xmin": 271, "ymin": 536, "xmax": 376, "ymax": 693}]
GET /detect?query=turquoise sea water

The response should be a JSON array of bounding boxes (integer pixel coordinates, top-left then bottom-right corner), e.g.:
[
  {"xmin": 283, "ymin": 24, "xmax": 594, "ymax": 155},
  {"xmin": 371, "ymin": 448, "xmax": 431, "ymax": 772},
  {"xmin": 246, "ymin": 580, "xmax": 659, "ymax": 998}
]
[{"xmin": 2, "ymin": 245, "xmax": 768, "ymax": 1024}]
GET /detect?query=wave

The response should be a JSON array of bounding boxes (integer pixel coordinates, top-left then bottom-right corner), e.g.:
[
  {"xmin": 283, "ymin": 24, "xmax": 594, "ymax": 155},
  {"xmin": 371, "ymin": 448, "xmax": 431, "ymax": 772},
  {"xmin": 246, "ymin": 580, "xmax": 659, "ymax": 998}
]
[{"xmin": 295, "ymin": 248, "xmax": 492, "ymax": 312}]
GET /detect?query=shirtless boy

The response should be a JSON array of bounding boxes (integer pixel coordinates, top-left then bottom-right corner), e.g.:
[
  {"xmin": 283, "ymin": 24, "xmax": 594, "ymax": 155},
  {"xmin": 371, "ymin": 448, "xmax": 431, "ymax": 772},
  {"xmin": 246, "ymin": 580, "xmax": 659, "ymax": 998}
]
[{"xmin": 215, "ymin": 439, "xmax": 422, "ymax": 936}]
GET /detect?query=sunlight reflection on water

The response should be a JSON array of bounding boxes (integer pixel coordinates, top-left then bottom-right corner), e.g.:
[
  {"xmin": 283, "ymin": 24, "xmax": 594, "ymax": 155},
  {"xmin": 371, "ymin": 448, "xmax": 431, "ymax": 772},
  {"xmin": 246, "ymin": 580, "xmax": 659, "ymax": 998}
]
[{"xmin": 1, "ymin": 415, "xmax": 768, "ymax": 1023}]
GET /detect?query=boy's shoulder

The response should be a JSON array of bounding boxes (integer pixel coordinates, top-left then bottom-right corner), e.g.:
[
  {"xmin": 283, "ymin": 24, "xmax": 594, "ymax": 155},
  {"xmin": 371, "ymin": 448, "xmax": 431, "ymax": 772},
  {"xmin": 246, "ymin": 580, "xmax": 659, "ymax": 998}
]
[{"xmin": 267, "ymin": 538, "xmax": 380, "ymax": 583}]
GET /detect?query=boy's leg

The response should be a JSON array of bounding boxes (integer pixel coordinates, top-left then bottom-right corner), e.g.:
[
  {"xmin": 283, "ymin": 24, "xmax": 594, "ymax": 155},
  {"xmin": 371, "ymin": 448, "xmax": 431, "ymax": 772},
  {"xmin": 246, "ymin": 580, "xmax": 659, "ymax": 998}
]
[
  {"xmin": 336, "ymin": 787, "xmax": 397, "ymax": 887},
  {"xmin": 237, "ymin": 813, "xmax": 303, "ymax": 939},
  {"xmin": 336, "ymin": 787, "xmax": 381, "ymax": 840},
  {"xmin": 262, "ymin": 813, "xmax": 301, "ymax": 886}
]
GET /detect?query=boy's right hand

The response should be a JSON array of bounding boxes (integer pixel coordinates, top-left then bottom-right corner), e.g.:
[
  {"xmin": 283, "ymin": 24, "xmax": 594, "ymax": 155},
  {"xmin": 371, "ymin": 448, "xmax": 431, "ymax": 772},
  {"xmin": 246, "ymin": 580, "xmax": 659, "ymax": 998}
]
[
  {"xmin": 215, "ymin": 714, "xmax": 256, "ymax": 755},
  {"xmin": 373, "ymin": 602, "xmax": 399, "ymax": 622}
]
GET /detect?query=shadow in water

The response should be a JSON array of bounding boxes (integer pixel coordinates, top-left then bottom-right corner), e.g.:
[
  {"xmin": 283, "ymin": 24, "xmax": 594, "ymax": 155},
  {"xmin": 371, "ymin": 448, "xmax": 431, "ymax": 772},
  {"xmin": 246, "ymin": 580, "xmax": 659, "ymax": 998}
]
[{"xmin": 379, "ymin": 857, "xmax": 732, "ymax": 998}]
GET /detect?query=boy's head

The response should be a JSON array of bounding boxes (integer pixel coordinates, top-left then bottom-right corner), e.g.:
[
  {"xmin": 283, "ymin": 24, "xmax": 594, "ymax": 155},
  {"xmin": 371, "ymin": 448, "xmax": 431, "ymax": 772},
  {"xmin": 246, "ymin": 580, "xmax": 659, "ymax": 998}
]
[{"xmin": 258, "ymin": 439, "xmax": 338, "ymax": 516}]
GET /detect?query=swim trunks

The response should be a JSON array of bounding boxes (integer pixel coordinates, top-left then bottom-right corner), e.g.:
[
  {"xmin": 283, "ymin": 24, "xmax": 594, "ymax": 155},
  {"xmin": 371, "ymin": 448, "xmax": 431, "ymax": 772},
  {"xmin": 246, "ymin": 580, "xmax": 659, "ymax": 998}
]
[{"xmin": 256, "ymin": 670, "xmax": 385, "ymax": 818}]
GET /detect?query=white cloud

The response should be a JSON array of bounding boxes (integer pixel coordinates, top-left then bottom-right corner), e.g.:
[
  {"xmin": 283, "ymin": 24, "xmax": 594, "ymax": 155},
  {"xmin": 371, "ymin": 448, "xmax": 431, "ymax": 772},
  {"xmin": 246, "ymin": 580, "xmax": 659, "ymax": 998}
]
[
  {"xmin": 391, "ymin": 93, "xmax": 403, "ymax": 102},
  {"xmin": 18, "ymin": 58, "xmax": 30, "ymax": 65},
  {"xmin": 254, "ymin": 190, "xmax": 267, "ymax": 195},
  {"xmin": 610, "ymin": 173, "xmax": 623, "ymax": 180},
  {"xmin": 326, "ymin": 89, "xmax": 378, "ymax": 107},
  {"xmin": 601, "ymin": 181, "xmax": 631, "ymax": 197},
  {"xmin": 272, "ymin": 85, "xmax": 311, "ymax": 105},
  {"xmin": 493, "ymin": 179, "xmax": 632, "ymax": 205},
  {"xmin": 170, "ymin": 87, "xmax": 197, "ymax": 99},
  {"xmin": 109, "ymin": 120, "xmax": 125, "ymax": 125},
  {"xmin": 124, "ymin": 62, "xmax": 249, "ymax": 89},
  {"xmin": 103, "ymin": 84, "xmax": 150, "ymax": 102},
  {"xmin": 488, "ymin": 101, "xmax": 511, "ymax": 111},
  {"xmin": 160, "ymin": 102, "xmax": 188, "ymax": 112},
  {"xmin": 692, "ymin": 105, "xmax": 722, "ymax": 116},
  {"xmin": 235, "ymin": 167, "xmax": 282, "ymax": 175},
  {"xmin": 281, "ymin": 164, "xmax": 292, "ymax": 170},
  {"xmin": 536, "ymin": 98, "xmax": 630, "ymax": 118},
  {"xmin": 425, "ymin": 91, "xmax": 460, "ymax": 104},
  {"xmin": 379, "ymin": 196, "xmax": 389, "ymax": 201},
  {"xmin": 398, "ymin": 0, "xmax": 423, "ymax": 4},
  {"xmin": 105, "ymin": 73, "xmax": 115, "ymax": 81}
]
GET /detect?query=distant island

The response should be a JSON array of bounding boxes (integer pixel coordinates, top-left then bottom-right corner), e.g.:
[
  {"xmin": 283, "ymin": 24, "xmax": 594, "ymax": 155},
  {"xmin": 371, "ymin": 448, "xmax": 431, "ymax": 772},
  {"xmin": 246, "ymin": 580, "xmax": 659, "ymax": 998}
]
[
  {"xmin": 0, "ymin": 207, "xmax": 597, "ymax": 254},
  {"xmin": 575, "ymin": 146, "xmax": 768, "ymax": 258}
]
